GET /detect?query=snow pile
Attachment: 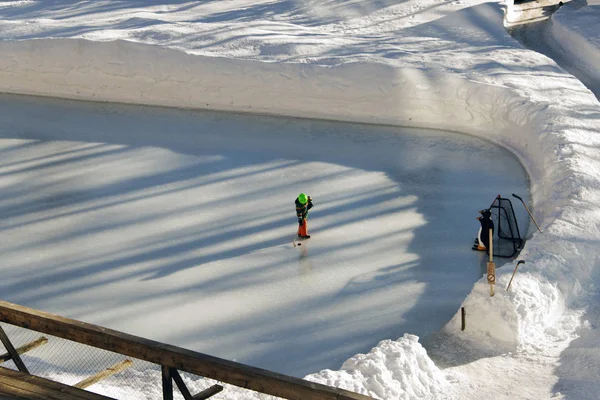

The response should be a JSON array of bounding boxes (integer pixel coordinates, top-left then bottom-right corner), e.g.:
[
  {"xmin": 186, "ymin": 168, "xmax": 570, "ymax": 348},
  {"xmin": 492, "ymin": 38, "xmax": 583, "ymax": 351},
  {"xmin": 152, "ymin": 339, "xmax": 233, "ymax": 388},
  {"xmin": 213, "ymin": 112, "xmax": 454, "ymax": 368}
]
[
  {"xmin": 305, "ymin": 334, "xmax": 450, "ymax": 400},
  {"xmin": 444, "ymin": 279, "xmax": 520, "ymax": 350},
  {"xmin": 442, "ymin": 268, "xmax": 578, "ymax": 354},
  {"xmin": 549, "ymin": 3, "xmax": 600, "ymax": 84},
  {"xmin": 0, "ymin": 38, "xmax": 536, "ymax": 137}
]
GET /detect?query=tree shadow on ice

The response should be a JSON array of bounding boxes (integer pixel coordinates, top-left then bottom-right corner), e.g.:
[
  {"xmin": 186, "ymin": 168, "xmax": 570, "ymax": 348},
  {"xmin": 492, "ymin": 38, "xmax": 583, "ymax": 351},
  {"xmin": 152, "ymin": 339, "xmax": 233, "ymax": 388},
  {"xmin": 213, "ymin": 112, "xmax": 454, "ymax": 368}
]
[
  {"xmin": 0, "ymin": 145, "xmax": 301, "ymax": 231},
  {"xmin": 7, "ymin": 183, "xmax": 417, "ymax": 308},
  {"xmin": 0, "ymin": 93, "xmax": 529, "ymax": 377},
  {"xmin": 169, "ymin": 283, "xmax": 421, "ymax": 377}
]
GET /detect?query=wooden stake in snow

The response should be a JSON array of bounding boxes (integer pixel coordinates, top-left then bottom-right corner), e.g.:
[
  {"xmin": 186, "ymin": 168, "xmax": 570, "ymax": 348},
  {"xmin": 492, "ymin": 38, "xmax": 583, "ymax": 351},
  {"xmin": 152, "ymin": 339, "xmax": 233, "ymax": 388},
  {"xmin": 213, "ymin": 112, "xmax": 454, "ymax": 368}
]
[{"xmin": 506, "ymin": 260, "xmax": 525, "ymax": 292}]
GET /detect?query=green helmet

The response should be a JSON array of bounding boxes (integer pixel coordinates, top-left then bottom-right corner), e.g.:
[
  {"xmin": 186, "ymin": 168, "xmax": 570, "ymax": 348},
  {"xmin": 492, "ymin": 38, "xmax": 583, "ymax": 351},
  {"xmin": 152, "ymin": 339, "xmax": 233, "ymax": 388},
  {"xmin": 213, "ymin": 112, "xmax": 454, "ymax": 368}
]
[{"xmin": 298, "ymin": 193, "xmax": 308, "ymax": 205}]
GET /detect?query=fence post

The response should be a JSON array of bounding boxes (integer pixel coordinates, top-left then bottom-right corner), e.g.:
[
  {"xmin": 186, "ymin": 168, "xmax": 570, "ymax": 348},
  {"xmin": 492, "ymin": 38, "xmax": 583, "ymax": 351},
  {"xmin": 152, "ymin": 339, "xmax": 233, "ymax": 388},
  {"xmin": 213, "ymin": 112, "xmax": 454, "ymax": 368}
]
[
  {"xmin": 162, "ymin": 365, "xmax": 173, "ymax": 400},
  {"xmin": 0, "ymin": 325, "xmax": 29, "ymax": 374}
]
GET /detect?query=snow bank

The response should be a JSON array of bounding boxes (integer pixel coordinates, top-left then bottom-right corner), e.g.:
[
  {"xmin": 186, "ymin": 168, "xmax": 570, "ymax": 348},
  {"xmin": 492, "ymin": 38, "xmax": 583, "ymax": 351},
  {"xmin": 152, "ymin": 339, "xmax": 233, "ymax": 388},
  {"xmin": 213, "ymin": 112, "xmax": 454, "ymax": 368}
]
[
  {"xmin": 1, "ymin": 27, "xmax": 600, "ymax": 398},
  {"xmin": 0, "ymin": 38, "xmax": 550, "ymax": 180},
  {"xmin": 0, "ymin": 39, "xmax": 538, "ymax": 143},
  {"xmin": 305, "ymin": 334, "xmax": 449, "ymax": 400},
  {"xmin": 549, "ymin": 4, "xmax": 600, "ymax": 84}
]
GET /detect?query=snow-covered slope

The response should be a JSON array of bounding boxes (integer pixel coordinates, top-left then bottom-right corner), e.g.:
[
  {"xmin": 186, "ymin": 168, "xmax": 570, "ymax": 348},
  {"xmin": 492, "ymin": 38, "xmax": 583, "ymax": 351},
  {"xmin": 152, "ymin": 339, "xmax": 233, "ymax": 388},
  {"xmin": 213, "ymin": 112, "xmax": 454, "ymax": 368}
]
[{"xmin": 549, "ymin": 3, "xmax": 600, "ymax": 87}]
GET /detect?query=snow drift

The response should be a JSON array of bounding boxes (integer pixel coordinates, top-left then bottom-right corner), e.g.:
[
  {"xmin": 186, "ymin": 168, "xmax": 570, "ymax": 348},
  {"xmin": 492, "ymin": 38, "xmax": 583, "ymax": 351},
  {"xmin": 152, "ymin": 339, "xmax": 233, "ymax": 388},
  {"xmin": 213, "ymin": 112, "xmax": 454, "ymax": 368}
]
[
  {"xmin": 306, "ymin": 334, "xmax": 449, "ymax": 399},
  {"xmin": 0, "ymin": 38, "xmax": 537, "ymax": 141},
  {"xmin": 549, "ymin": 4, "xmax": 600, "ymax": 85}
]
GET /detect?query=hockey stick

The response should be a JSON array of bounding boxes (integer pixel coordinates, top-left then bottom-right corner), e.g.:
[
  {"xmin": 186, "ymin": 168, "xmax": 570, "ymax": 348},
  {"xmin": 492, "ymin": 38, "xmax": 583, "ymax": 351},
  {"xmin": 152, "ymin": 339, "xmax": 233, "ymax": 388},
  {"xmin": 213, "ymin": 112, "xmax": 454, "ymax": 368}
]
[
  {"xmin": 506, "ymin": 260, "xmax": 525, "ymax": 292},
  {"xmin": 487, "ymin": 227, "xmax": 496, "ymax": 297},
  {"xmin": 293, "ymin": 234, "xmax": 304, "ymax": 247},
  {"xmin": 512, "ymin": 193, "xmax": 542, "ymax": 233}
]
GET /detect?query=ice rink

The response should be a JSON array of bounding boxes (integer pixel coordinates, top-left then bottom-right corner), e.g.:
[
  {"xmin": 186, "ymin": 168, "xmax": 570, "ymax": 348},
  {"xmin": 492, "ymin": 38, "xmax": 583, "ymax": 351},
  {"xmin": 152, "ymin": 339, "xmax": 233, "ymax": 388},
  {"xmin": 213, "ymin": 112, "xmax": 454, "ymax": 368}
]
[{"xmin": 0, "ymin": 93, "xmax": 529, "ymax": 377}]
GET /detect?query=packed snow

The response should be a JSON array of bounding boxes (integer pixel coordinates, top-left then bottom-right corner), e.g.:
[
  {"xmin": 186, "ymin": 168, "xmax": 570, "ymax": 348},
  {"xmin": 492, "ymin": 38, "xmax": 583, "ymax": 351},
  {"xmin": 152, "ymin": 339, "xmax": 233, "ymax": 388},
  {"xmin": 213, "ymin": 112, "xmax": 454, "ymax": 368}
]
[{"xmin": 0, "ymin": 0, "xmax": 600, "ymax": 399}]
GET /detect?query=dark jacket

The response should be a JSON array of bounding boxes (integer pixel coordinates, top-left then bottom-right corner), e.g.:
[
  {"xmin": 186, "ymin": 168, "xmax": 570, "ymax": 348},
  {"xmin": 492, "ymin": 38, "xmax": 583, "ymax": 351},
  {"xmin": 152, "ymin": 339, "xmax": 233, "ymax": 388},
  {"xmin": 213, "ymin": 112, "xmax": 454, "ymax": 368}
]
[
  {"xmin": 295, "ymin": 197, "xmax": 313, "ymax": 222},
  {"xmin": 478, "ymin": 209, "xmax": 494, "ymax": 248}
]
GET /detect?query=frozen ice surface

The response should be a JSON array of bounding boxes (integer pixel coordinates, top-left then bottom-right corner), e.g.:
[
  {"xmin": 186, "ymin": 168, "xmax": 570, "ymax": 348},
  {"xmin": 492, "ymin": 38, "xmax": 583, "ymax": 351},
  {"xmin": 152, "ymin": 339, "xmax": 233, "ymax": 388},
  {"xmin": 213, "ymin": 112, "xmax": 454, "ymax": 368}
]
[{"xmin": 0, "ymin": 94, "xmax": 528, "ymax": 377}]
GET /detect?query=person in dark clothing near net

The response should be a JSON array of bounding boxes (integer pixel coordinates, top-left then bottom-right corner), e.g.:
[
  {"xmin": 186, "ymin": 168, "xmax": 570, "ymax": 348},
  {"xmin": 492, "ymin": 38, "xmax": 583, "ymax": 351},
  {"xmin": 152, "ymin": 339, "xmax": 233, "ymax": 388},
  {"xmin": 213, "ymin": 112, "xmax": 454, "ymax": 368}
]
[
  {"xmin": 295, "ymin": 193, "xmax": 313, "ymax": 239},
  {"xmin": 473, "ymin": 208, "xmax": 494, "ymax": 252}
]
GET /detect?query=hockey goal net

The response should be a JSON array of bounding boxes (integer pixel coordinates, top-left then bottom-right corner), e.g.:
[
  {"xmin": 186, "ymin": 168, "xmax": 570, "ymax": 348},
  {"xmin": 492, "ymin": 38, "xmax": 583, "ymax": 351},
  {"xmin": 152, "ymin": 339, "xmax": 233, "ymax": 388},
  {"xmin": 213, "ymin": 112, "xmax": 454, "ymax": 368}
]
[{"xmin": 489, "ymin": 195, "xmax": 523, "ymax": 258}]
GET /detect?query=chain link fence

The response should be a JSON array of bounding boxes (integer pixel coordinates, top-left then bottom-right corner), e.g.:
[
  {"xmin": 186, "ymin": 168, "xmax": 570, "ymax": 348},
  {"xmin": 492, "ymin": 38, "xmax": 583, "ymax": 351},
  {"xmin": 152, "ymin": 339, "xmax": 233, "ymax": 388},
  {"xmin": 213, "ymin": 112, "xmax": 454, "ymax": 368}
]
[{"xmin": 0, "ymin": 322, "xmax": 282, "ymax": 400}]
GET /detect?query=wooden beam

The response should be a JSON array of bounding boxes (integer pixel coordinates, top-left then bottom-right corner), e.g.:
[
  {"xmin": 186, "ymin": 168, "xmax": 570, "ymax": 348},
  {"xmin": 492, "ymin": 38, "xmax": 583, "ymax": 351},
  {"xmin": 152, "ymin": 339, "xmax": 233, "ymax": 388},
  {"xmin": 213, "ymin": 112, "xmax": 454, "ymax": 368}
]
[
  {"xmin": 0, "ymin": 337, "xmax": 48, "ymax": 364},
  {"xmin": 74, "ymin": 359, "xmax": 133, "ymax": 389},
  {"xmin": 0, "ymin": 367, "xmax": 116, "ymax": 400},
  {"xmin": 171, "ymin": 368, "xmax": 193, "ymax": 400},
  {"xmin": 193, "ymin": 384, "xmax": 223, "ymax": 400},
  {"xmin": 171, "ymin": 368, "xmax": 224, "ymax": 400},
  {"xmin": 0, "ymin": 325, "xmax": 29, "ymax": 373},
  {"xmin": 0, "ymin": 301, "xmax": 374, "ymax": 400}
]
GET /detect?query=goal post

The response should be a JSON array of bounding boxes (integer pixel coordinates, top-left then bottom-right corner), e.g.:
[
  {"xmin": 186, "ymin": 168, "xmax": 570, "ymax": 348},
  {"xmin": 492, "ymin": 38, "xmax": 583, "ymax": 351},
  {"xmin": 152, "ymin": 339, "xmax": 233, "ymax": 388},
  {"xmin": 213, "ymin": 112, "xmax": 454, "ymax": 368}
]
[{"xmin": 488, "ymin": 195, "xmax": 523, "ymax": 258}]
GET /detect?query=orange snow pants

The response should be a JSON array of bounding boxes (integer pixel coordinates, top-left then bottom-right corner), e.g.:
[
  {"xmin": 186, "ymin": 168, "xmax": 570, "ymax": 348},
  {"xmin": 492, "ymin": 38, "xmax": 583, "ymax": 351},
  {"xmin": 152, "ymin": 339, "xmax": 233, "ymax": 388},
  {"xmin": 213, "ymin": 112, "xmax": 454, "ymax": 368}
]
[{"xmin": 298, "ymin": 218, "xmax": 308, "ymax": 236}]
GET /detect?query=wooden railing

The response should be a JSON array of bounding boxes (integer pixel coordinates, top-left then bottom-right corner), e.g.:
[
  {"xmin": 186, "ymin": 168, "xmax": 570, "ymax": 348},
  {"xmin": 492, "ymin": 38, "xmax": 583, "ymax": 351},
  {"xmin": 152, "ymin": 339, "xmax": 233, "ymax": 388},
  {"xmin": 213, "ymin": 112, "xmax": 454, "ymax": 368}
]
[{"xmin": 0, "ymin": 301, "xmax": 375, "ymax": 400}]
